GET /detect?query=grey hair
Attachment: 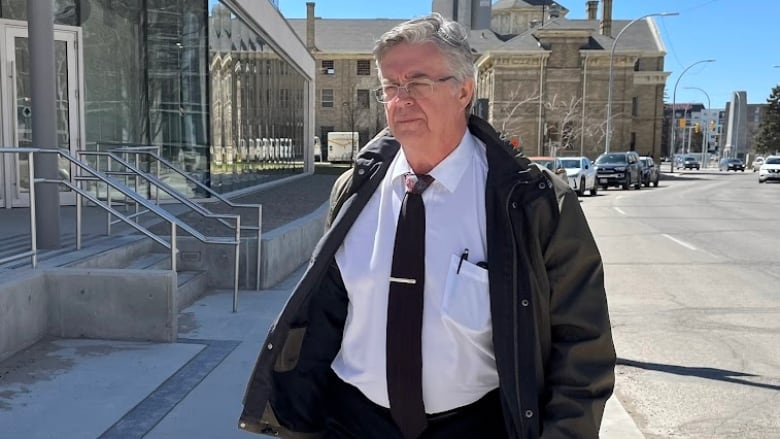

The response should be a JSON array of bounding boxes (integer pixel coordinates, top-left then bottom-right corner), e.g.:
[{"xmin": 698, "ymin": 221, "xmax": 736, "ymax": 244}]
[{"xmin": 373, "ymin": 13, "xmax": 476, "ymax": 116}]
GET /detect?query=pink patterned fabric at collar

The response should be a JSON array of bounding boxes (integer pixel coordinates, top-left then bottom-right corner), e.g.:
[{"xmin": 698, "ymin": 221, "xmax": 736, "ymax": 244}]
[{"xmin": 403, "ymin": 173, "xmax": 435, "ymax": 195}]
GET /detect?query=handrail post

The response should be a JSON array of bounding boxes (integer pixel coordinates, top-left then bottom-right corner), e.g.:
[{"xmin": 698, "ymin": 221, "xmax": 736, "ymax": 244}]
[
  {"xmin": 155, "ymin": 147, "xmax": 161, "ymax": 204},
  {"xmin": 171, "ymin": 222, "xmax": 177, "ymax": 273},
  {"xmin": 134, "ymin": 152, "xmax": 140, "ymax": 217},
  {"xmin": 76, "ymin": 191, "xmax": 82, "ymax": 250},
  {"xmin": 28, "ymin": 152, "xmax": 38, "ymax": 268},
  {"xmin": 234, "ymin": 216, "xmax": 241, "ymax": 313},
  {"xmin": 106, "ymin": 155, "xmax": 112, "ymax": 235},
  {"xmin": 256, "ymin": 205, "xmax": 262, "ymax": 291}
]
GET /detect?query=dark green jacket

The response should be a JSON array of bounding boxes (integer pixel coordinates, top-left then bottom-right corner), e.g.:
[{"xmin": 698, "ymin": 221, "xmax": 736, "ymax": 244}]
[{"xmin": 239, "ymin": 115, "xmax": 616, "ymax": 438}]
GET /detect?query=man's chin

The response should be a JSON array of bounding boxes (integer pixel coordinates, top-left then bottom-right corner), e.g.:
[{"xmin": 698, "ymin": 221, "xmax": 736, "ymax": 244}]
[{"xmin": 392, "ymin": 120, "xmax": 425, "ymax": 136}]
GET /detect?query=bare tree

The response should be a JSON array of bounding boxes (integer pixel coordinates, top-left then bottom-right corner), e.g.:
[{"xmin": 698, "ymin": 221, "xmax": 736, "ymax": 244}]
[
  {"xmin": 492, "ymin": 82, "xmax": 613, "ymax": 157},
  {"xmin": 544, "ymin": 94, "xmax": 612, "ymax": 158},
  {"xmin": 491, "ymin": 84, "xmax": 542, "ymax": 147}
]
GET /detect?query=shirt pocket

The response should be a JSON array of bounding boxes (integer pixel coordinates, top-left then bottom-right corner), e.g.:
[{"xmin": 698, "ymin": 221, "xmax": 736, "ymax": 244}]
[{"xmin": 441, "ymin": 254, "xmax": 491, "ymax": 335}]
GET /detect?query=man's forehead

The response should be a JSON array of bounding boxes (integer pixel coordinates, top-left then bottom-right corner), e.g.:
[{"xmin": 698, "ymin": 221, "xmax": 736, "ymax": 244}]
[{"xmin": 378, "ymin": 45, "xmax": 445, "ymax": 81}]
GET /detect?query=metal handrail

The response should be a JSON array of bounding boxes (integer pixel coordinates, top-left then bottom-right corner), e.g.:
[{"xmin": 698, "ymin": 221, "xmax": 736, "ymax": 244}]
[
  {"xmin": 88, "ymin": 142, "xmax": 162, "ymax": 207},
  {"xmin": 0, "ymin": 147, "xmax": 242, "ymax": 312},
  {"xmin": 109, "ymin": 147, "xmax": 263, "ymax": 290},
  {"xmin": 77, "ymin": 151, "xmax": 239, "ymax": 233},
  {"xmin": 0, "ymin": 149, "xmax": 37, "ymax": 267}
]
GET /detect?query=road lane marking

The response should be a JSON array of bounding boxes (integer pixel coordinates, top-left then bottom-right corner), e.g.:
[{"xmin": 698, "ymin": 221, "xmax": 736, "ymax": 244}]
[
  {"xmin": 661, "ymin": 234, "xmax": 697, "ymax": 251},
  {"xmin": 613, "ymin": 207, "xmax": 626, "ymax": 215}
]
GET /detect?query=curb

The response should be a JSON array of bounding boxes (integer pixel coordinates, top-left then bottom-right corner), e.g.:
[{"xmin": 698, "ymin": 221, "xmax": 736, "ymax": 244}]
[{"xmin": 600, "ymin": 394, "xmax": 644, "ymax": 438}]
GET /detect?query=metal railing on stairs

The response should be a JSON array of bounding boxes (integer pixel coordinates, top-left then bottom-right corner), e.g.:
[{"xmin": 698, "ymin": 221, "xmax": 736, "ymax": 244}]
[
  {"xmin": 96, "ymin": 145, "xmax": 263, "ymax": 291},
  {"xmin": 0, "ymin": 147, "xmax": 243, "ymax": 312}
]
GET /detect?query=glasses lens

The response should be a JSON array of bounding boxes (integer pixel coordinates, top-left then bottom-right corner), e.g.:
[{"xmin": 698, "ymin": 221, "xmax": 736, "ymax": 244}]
[{"xmin": 375, "ymin": 86, "xmax": 397, "ymax": 103}]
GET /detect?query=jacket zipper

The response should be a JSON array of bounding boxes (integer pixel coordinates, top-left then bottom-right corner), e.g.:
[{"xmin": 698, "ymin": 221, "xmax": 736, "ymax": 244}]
[{"xmin": 505, "ymin": 178, "xmax": 525, "ymax": 437}]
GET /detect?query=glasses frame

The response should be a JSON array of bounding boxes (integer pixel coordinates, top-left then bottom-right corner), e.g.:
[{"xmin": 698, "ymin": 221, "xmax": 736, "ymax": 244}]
[{"xmin": 373, "ymin": 76, "xmax": 456, "ymax": 103}]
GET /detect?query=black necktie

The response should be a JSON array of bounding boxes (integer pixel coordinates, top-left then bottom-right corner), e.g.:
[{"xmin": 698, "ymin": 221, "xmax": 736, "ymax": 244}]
[{"xmin": 387, "ymin": 173, "xmax": 434, "ymax": 439}]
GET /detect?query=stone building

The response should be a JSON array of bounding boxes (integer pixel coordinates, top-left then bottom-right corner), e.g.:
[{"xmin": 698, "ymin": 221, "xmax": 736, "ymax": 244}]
[{"xmin": 288, "ymin": 0, "xmax": 671, "ymax": 159}]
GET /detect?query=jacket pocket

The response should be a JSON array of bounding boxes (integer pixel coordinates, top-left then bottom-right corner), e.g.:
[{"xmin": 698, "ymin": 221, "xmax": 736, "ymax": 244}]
[
  {"xmin": 274, "ymin": 326, "xmax": 307, "ymax": 372},
  {"xmin": 441, "ymin": 254, "xmax": 491, "ymax": 335}
]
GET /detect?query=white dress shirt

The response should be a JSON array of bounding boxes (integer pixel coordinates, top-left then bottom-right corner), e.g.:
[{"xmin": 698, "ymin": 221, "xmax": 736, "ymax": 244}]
[{"xmin": 332, "ymin": 129, "xmax": 498, "ymax": 413}]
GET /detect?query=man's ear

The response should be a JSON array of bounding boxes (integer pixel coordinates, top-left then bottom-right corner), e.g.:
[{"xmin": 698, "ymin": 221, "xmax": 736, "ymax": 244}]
[{"xmin": 458, "ymin": 78, "xmax": 475, "ymax": 109}]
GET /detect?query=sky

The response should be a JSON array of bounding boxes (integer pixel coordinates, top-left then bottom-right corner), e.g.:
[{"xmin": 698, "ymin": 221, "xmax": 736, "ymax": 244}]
[{"xmin": 277, "ymin": 0, "xmax": 780, "ymax": 108}]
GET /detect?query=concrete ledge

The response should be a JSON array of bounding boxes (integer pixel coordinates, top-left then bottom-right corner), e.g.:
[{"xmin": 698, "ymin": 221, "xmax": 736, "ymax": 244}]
[
  {"xmin": 0, "ymin": 270, "xmax": 47, "ymax": 362},
  {"xmin": 260, "ymin": 202, "xmax": 328, "ymax": 289},
  {"xmin": 46, "ymin": 269, "xmax": 177, "ymax": 342},
  {"xmin": 0, "ymin": 268, "xmax": 178, "ymax": 361}
]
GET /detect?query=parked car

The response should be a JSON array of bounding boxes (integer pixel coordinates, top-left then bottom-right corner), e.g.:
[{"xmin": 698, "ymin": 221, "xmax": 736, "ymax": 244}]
[
  {"xmin": 676, "ymin": 155, "xmax": 701, "ymax": 170},
  {"xmin": 639, "ymin": 156, "xmax": 659, "ymax": 187},
  {"xmin": 751, "ymin": 156, "xmax": 765, "ymax": 172},
  {"xmin": 559, "ymin": 156, "xmax": 598, "ymax": 196},
  {"xmin": 594, "ymin": 151, "xmax": 642, "ymax": 190},
  {"xmin": 527, "ymin": 156, "xmax": 567, "ymax": 179},
  {"xmin": 758, "ymin": 155, "xmax": 780, "ymax": 183},
  {"xmin": 719, "ymin": 158, "xmax": 745, "ymax": 172}
]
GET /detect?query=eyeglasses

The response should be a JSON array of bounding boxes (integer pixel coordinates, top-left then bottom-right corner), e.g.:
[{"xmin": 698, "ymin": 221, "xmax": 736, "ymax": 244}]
[{"xmin": 373, "ymin": 76, "xmax": 456, "ymax": 103}]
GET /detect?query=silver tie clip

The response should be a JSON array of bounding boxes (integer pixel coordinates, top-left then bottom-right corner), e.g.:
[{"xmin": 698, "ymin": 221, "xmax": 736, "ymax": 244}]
[{"xmin": 389, "ymin": 277, "xmax": 417, "ymax": 285}]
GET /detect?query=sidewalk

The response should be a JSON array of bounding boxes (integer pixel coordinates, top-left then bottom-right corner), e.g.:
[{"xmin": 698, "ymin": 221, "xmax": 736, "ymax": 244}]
[
  {"xmin": 0, "ymin": 263, "xmax": 642, "ymax": 438},
  {"xmin": 0, "ymin": 166, "xmax": 643, "ymax": 438}
]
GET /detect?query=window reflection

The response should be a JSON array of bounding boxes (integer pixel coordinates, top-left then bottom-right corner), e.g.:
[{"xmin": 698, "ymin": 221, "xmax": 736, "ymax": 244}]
[
  {"xmin": 1, "ymin": 0, "xmax": 308, "ymax": 195},
  {"xmin": 209, "ymin": 2, "xmax": 307, "ymax": 193}
]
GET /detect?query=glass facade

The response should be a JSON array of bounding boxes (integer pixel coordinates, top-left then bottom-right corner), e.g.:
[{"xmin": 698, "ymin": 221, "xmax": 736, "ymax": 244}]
[
  {"xmin": 208, "ymin": 3, "xmax": 307, "ymax": 193},
  {"xmin": 1, "ymin": 0, "xmax": 308, "ymax": 197}
]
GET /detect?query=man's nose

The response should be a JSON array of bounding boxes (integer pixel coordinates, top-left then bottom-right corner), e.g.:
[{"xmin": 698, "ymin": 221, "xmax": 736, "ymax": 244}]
[
  {"xmin": 396, "ymin": 86, "xmax": 413, "ymax": 99},
  {"xmin": 395, "ymin": 87, "xmax": 414, "ymax": 104}
]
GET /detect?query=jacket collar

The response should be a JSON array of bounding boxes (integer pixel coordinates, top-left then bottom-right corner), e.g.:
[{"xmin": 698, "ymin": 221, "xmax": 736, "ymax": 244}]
[{"xmin": 353, "ymin": 116, "xmax": 542, "ymax": 188}]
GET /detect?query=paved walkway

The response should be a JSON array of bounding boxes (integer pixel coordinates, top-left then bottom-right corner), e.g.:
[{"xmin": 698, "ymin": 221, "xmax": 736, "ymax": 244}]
[
  {"xmin": 0, "ymin": 167, "xmax": 643, "ymax": 438},
  {"xmin": 0, "ymin": 266, "xmax": 643, "ymax": 438}
]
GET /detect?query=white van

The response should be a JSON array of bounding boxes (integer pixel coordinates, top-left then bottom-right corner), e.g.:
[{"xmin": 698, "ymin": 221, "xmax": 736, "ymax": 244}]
[{"xmin": 327, "ymin": 132, "xmax": 359, "ymax": 163}]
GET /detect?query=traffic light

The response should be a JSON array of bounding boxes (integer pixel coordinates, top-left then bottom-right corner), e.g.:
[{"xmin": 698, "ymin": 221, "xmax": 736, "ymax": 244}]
[
  {"xmin": 694, "ymin": 122, "xmax": 700, "ymax": 133},
  {"xmin": 679, "ymin": 118, "xmax": 686, "ymax": 128},
  {"xmin": 709, "ymin": 120, "xmax": 716, "ymax": 131}
]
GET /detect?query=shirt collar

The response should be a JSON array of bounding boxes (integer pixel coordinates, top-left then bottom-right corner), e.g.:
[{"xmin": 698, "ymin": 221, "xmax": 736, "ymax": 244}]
[{"xmin": 391, "ymin": 129, "xmax": 477, "ymax": 193}]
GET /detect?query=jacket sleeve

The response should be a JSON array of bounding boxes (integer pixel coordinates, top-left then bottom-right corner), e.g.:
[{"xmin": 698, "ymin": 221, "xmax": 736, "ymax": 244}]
[
  {"xmin": 540, "ymin": 187, "xmax": 616, "ymax": 438},
  {"xmin": 326, "ymin": 169, "xmax": 355, "ymax": 229}
]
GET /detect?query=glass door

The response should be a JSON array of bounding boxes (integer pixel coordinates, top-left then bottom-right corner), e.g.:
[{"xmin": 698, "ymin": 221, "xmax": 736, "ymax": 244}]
[{"xmin": 0, "ymin": 19, "xmax": 83, "ymax": 208}]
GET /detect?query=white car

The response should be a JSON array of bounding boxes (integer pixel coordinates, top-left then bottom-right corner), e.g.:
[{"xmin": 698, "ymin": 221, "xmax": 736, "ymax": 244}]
[
  {"xmin": 751, "ymin": 156, "xmax": 765, "ymax": 172},
  {"xmin": 560, "ymin": 156, "xmax": 598, "ymax": 196},
  {"xmin": 758, "ymin": 155, "xmax": 780, "ymax": 183}
]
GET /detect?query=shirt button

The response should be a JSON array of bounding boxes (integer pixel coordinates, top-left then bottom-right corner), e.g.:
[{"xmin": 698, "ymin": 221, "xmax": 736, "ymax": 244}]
[
  {"xmin": 267, "ymin": 343, "xmax": 274, "ymax": 350},
  {"xmin": 511, "ymin": 201, "xmax": 518, "ymax": 209},
  {"xmin": 525, "ymin": 410, "xmax": 534, "ymax": 418},
  {"xmin": 357, "ymin": 168, "xmax": 366, "ymax": 175},
  {"xmin": 521, "ymin": 299, "xmax": 529, "ymax": 307}
]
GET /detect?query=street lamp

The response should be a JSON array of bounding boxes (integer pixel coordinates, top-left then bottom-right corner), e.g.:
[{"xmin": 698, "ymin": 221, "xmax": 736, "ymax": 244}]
[
  {"xmin": 731, "ymin": 92, "xmax": 743, "ymax": 159},
  {"xmin": 669, "ymin": 59, "xmax": 716, "ymax": 172},
  {"xmin": 684, "ymin": 86, "xmax": 710, "ymax": 167},
  {"xmin": 605, "ymin": 12, "xmax": 678, "ymax": 153}
]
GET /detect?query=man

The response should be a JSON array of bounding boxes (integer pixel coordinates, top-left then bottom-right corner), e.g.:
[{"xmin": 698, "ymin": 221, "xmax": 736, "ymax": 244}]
[{"xmin": 239, "ymin": 13, "xmax": 615, "ymax": 439}]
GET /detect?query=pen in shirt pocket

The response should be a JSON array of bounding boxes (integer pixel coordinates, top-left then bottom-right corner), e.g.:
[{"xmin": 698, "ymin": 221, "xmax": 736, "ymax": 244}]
[{"xmin": 457, "ymin": 248, "xmax": 469, "ymax": 274}]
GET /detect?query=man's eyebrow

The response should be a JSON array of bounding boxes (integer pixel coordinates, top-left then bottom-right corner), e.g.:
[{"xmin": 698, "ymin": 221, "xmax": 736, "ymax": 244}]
[
  {"xmin": 407, "ymin": 72, "xmax": 433, "ymax": 80},
  {"xmin": 380, "ymin": 72, "xmax": 434, "ymax": 85}
]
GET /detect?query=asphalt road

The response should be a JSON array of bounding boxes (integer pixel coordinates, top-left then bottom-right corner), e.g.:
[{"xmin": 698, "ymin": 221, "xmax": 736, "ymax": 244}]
[{"xmin": 580, "ymin": 169, "xmax": 780, "ymax": 439}]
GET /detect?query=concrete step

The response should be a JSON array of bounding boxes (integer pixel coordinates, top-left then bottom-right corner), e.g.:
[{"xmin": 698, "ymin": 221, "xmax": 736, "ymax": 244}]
[
  {"xmin": 124, "ymin": 252, "xmax": 172, "ymax": 270},
  {"xmin": 0, "ymin": 234, "xmax": 135, "ymax": 270},
  {"xmin": 176, "ymin": 270, "xmax": 208, "ymax": 311}
]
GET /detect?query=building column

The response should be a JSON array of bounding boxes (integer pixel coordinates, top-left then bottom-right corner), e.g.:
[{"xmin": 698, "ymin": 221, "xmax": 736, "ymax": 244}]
[{"xmin": 28, "ymin": 0, "xmax": 61, "ymax": 248}]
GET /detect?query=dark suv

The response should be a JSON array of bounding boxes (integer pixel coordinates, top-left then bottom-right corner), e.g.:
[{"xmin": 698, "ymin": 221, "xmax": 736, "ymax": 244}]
[
  {"xmin": 639, "ymin": 156, "xmax": 659, "ymax": 187},
  {"xmin": 595, "ymin": 151, "xmax": 642, "ymax": 190}
]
